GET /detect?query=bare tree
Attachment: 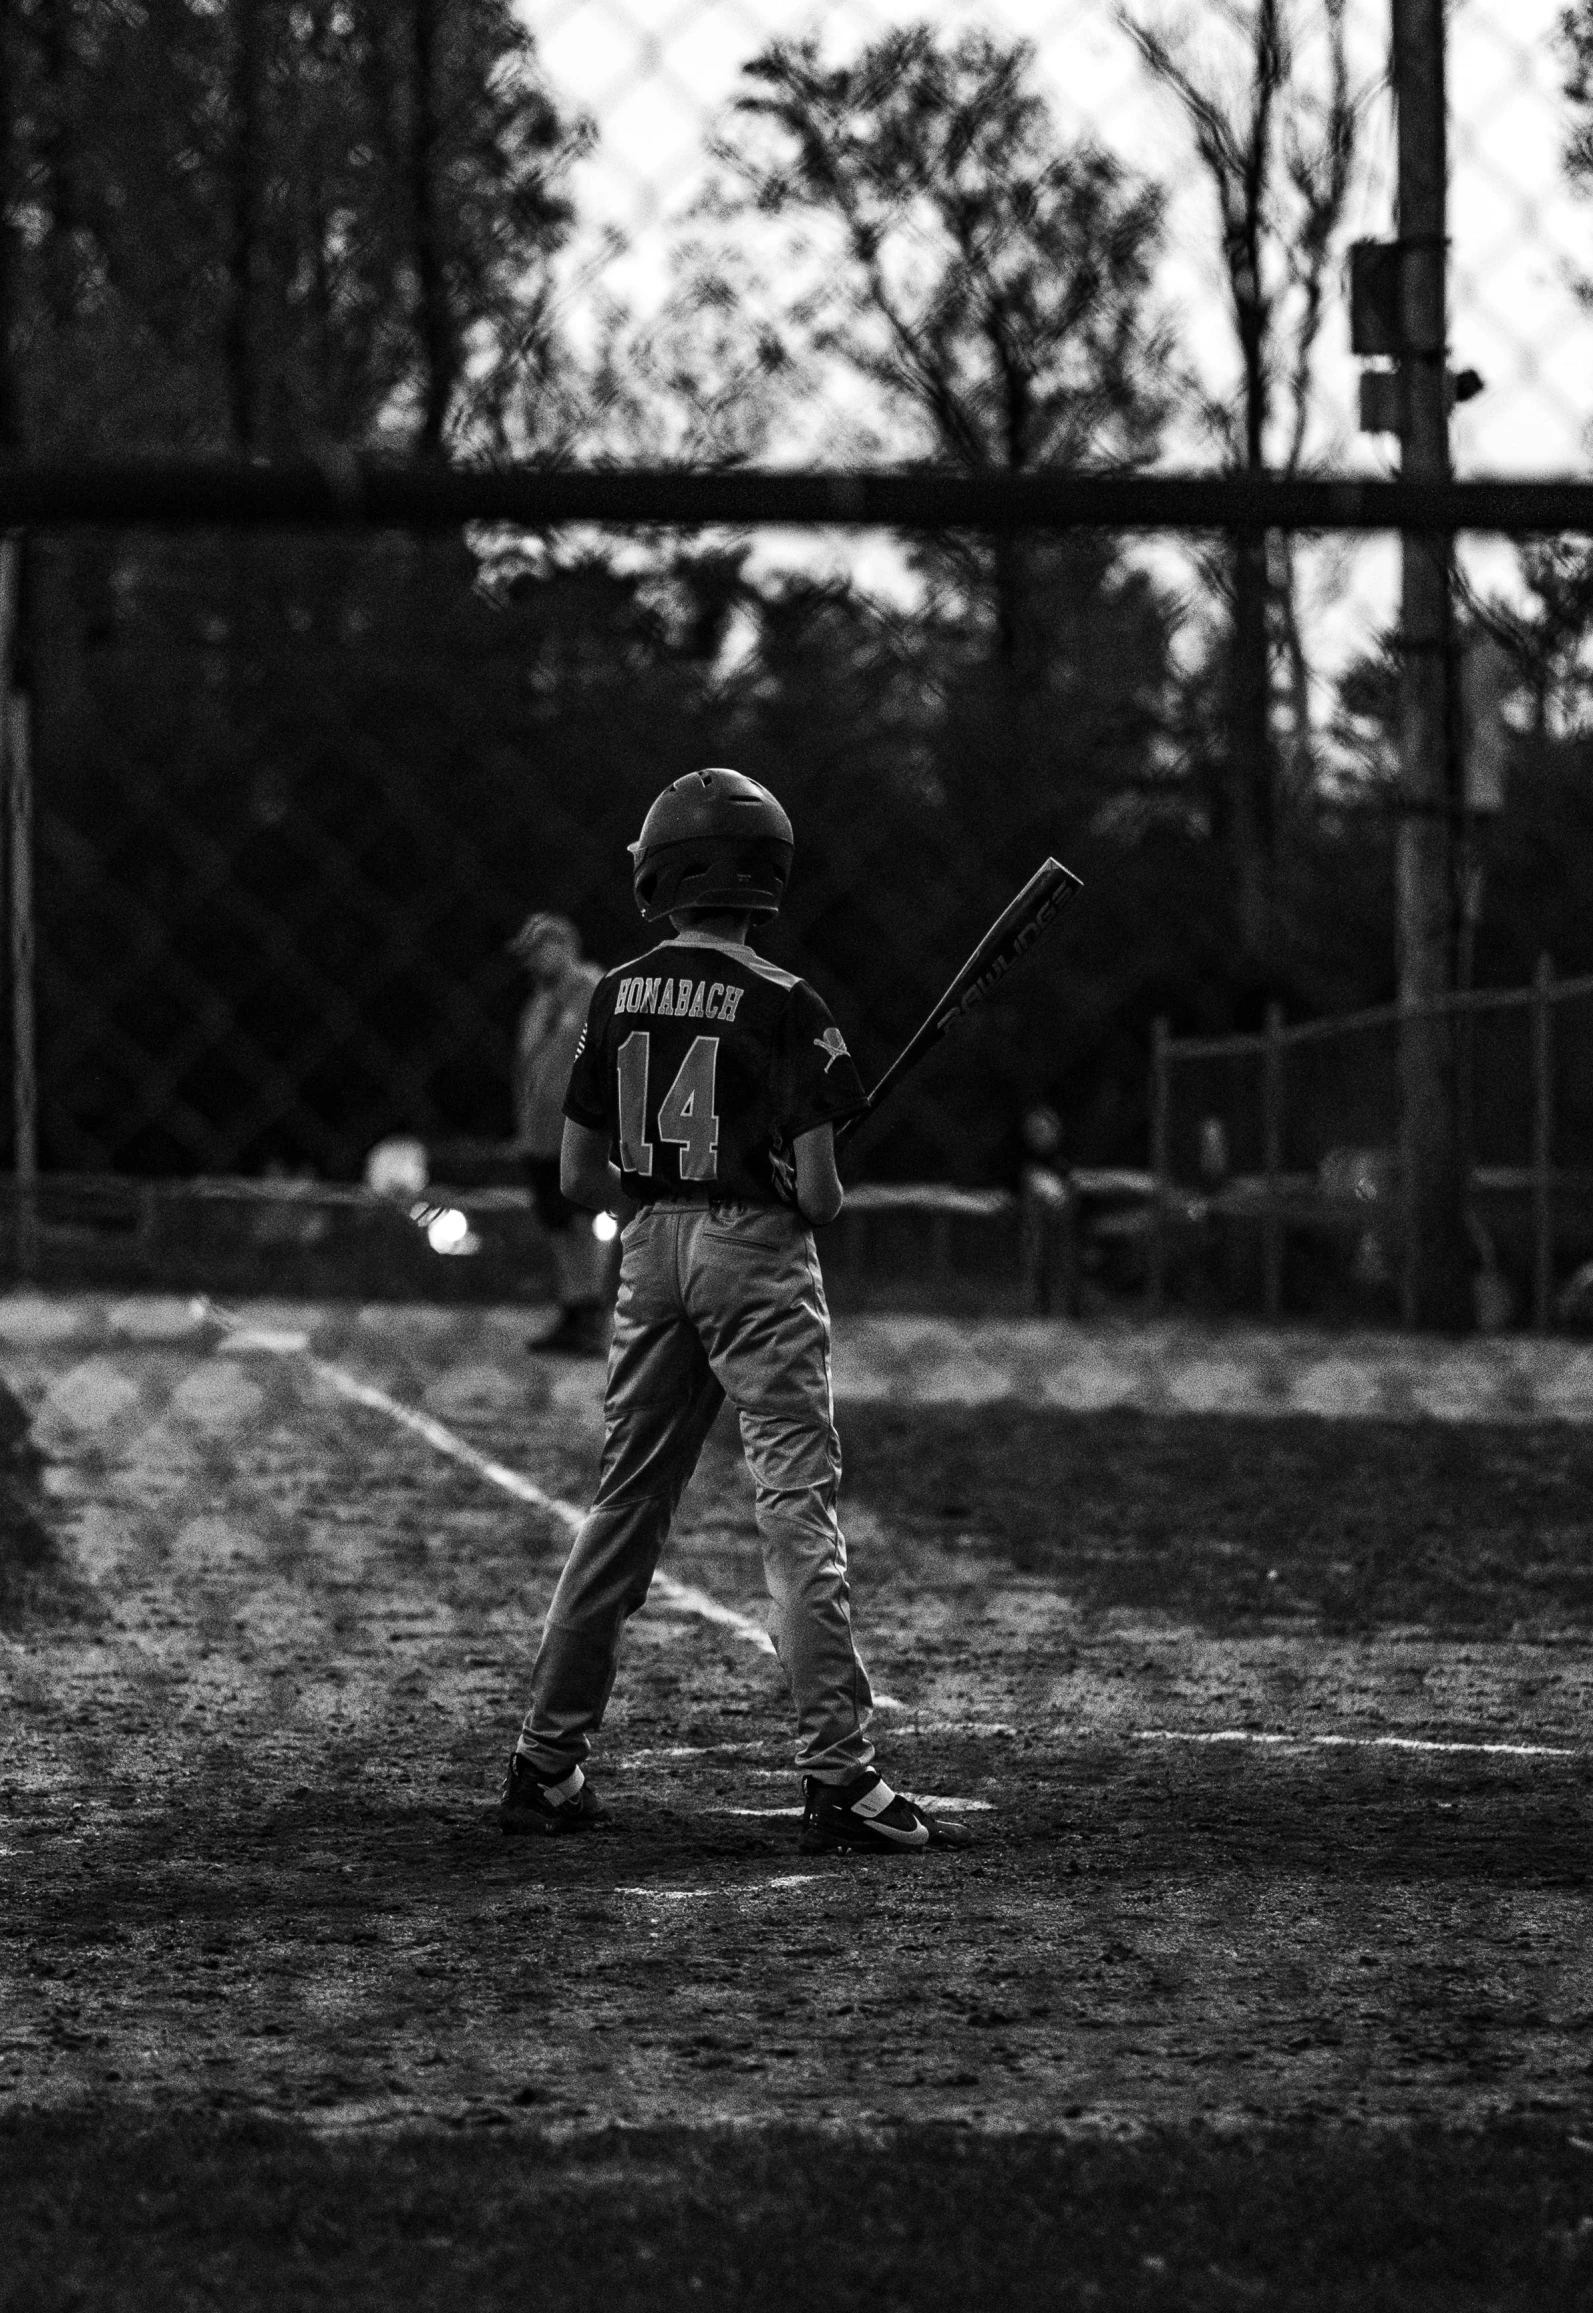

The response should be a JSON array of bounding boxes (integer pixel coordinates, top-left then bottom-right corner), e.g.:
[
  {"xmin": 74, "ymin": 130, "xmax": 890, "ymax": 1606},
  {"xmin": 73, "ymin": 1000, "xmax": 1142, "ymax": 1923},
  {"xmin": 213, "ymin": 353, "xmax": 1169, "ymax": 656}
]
[
  {"xmin": 712, "ymin": 29, "xmax": 1173, "ymax": 824},
  {"xmin": 1465, "ymin": 545, "xmax": 1593, "ymax": 743},
  {"xmin": 0, "ymin": 0, "xmax": 25, "ymax": 455},
  {"xmin": 1471, "ymin": 3, "xmax": 1593, "ymax": 740},
  {"xmin": 35, "ymin": 0, "xmax": 86, "ymax": 336},
  {"xmin": 721, "ymin": 29, "xmax": 1170, "ymax": 486},
  {"xmin": 227, "ymin": 0, "xmax": 265, "ymax": 451},
  {"xmin": 1122, "ymin": 0, "xmax": 1362, "ymax": 965},
  {"xmin": 409, "ymin": 0, "xmax": 451, "ymax": 456}
]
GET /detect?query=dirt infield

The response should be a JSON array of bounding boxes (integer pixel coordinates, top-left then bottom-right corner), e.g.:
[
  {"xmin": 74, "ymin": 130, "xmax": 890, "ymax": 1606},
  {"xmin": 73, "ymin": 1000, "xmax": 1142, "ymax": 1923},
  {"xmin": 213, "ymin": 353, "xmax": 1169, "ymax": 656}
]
[{"xmin": 3, "ymin": 1297, "xmax": 1592, "ymax": 2307}]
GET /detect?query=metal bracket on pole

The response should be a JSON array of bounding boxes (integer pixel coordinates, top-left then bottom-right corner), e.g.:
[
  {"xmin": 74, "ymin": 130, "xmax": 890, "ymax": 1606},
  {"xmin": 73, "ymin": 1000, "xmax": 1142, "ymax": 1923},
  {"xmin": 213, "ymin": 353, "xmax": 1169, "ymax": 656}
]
[{"xmin": 1349, "ymin": 238, "xmax": 1448, "ymax": 358}]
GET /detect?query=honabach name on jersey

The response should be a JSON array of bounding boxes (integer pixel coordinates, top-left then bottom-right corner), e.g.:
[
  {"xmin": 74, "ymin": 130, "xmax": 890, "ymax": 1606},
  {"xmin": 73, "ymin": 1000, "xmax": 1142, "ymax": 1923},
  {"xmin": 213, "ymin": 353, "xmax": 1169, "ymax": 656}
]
[{"xmin": 615, "ymin": 974, "xmax": 746, "ymax": 1023}]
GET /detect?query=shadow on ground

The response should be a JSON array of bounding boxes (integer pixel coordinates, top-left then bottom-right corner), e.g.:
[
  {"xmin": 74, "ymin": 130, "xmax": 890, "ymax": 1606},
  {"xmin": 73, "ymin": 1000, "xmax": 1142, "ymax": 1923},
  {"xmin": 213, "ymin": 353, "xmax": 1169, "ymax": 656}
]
[
  {"xmin": 841, "ymin": 1409, "xmax": 1593, "ymax": 1633},
  {"xmin": 6, "ymin": 2111, "xmax": 1593, "ymax": 2312}
]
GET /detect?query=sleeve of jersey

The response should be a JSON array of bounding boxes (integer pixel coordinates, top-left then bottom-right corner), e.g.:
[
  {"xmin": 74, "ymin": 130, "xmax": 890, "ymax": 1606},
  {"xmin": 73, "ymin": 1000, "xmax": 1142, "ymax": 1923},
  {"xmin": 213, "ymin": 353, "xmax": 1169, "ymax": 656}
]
[
  {"xmin": 561, "ymin": 981, "xmax": 613, "ymax": 1131},
  {"xmin": 775, "ymin": 984, "xmax": 870, "ymax": 1140}
]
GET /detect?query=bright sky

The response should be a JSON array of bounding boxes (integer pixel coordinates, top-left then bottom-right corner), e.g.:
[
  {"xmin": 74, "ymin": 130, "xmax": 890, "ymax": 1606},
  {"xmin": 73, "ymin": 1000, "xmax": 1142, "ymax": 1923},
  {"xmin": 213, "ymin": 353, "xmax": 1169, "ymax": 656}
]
[{"xmin": 521, "ymin": 0, "xmax": 1593, "ymax": 649}]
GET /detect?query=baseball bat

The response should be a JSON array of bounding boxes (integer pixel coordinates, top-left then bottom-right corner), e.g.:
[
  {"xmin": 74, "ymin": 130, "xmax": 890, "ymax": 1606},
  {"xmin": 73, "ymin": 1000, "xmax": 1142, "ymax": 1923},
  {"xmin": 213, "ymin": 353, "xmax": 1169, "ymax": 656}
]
[{"xmin": 836, "ymin": 856, "xmax": 1083, "ymax": 1148}]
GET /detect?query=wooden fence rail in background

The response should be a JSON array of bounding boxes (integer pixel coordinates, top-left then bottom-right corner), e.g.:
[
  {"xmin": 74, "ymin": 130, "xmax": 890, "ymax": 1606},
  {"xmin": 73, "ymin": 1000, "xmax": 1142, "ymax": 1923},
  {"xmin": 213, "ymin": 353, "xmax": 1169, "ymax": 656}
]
[{"xmin": 1151, "ymin": 957, "xmax": 1592, "ymax": 1330}]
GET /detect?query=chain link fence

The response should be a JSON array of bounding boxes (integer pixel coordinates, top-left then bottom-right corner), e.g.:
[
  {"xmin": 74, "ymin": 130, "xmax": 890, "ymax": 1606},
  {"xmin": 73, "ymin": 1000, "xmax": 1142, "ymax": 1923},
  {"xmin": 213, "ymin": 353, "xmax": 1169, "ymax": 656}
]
[{"xmin": 3, "ymin": 1, "xmax": 1593, "ymax": 1315}]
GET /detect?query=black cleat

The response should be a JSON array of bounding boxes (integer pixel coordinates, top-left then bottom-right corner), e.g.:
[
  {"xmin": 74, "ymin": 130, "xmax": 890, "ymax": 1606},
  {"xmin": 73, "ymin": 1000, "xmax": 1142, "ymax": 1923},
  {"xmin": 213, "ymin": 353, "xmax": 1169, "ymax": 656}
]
[
  {"xmin": 499, "ymin": 1754, "xmax": 607, "ymax": 1836},
  {"xmin": 798, "ymin": 1770, "xmax": 972, "ymax": 1855}
]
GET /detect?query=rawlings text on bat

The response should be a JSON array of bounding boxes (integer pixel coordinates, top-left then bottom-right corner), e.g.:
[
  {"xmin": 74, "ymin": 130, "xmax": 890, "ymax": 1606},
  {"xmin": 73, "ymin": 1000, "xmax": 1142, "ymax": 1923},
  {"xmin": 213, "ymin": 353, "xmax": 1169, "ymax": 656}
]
[{"xmin": 836, "ymin": 856, "xmax": 1082, "ymax": 1147}]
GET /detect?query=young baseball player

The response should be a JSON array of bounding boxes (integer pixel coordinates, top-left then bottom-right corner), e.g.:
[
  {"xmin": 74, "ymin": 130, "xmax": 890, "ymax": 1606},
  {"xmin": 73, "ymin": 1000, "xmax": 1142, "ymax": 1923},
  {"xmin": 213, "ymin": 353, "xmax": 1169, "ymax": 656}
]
[{"xmin": 500, "ymin": 767, "xmax": 967, "ymax": 1854}]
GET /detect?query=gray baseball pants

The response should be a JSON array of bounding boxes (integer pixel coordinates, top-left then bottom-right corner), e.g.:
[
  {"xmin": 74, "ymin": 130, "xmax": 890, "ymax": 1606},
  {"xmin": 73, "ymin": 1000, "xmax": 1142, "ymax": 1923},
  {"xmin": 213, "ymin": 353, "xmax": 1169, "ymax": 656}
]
[{"xmin": 517, "ymin": 1200, "xmax": 876, "ymax": 1784}]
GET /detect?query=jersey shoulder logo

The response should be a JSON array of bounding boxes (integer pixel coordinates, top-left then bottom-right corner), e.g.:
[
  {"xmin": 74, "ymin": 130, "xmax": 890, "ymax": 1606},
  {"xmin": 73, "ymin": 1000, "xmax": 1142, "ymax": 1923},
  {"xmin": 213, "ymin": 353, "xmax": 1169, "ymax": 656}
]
[{"xmin": 815, "ymin": 1026, "xmax": 849, "ymax": 1072}]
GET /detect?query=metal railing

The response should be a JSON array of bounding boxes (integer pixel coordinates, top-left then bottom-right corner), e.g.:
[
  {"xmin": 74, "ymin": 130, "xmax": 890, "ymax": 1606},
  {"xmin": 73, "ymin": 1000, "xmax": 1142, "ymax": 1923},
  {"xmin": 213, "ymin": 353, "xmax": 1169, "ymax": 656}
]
[{"xmin": 1149, "ymin": 959, "xmax": 1593, "ymax": 1327}]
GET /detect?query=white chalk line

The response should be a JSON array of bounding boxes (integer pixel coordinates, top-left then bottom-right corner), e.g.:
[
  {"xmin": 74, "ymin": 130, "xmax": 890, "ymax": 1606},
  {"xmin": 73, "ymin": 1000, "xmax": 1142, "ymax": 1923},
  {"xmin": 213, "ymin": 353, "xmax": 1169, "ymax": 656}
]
[
  {"xmin": 194, "ymin": 1298, "xmax": 776, "ymax": 1663},
  {"xmin": 615, "ymin": 1887, "xmax": 714, "ymax": 1902},
  {"xmin": 873, "ymin": 1720, "xmax": 1020, "ymax": 1738},
  {"xmin": 161, "ymin": 1308, "xmax": 1592, "ymax": 1769},
  {"xmin": 618, "ymin": 1745, "xmax": 742, "ymax": 1761},
  {"xmin": 615, "ymin": 1875, "xmax": 822, "ymax": 1901},
  {"xmin": 1135, "ymin": 1728, "xmax": 1581, "ymax": 1760},
  {"xmin": 715, "ymin": 1795, "xmax": 995, "ymax": 1818}
]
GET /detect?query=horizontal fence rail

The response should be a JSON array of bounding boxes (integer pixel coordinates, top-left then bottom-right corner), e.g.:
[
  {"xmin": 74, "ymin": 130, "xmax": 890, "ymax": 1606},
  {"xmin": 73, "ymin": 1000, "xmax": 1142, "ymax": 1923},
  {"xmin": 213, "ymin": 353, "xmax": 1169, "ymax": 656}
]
[
  {"xmin": 6, "ymin": 5, "xmax": 1593, "ymax": 1339},
  {"xmin": 4, "ymin": 462, "xmax": 1593, "ymax": 535},
  {"xmin": 1150, "ymin": 963, "xmax": 1590, "ymax": 1331},
  {"xmin": 1164, "ymin": 972, "xmax": 1593, "ymax": 1062},
  {"xmin": 0, "ymin": 1167, "xmax": 1028, "ymax": 1309}
]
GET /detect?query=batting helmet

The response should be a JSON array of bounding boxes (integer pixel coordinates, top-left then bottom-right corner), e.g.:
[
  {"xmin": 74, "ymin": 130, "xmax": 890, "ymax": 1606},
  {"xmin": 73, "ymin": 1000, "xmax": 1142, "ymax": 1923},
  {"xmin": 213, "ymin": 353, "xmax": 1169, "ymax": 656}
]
[{"xmin": 629, "ymin": 768, "xmax": 794, "ymax": 923}]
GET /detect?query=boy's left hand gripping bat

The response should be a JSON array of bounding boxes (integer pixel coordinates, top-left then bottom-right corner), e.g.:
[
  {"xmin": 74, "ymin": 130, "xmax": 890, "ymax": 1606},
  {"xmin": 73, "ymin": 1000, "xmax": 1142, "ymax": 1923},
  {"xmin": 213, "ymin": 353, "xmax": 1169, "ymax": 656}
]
[{"xmin": 836, "ymin": 856, "xmax": 1082, "ymax": 1149}]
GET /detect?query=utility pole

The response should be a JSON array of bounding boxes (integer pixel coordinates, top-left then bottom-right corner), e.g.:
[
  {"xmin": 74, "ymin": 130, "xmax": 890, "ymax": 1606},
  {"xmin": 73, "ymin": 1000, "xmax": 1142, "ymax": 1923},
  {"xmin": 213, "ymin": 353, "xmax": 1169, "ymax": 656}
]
[
  {"xmin": 0, "ymin": 7, "xmax": 37, "ymax": 1278},
  {"xmin": 1, "ymin": 537, "xmax": 35, "ymax": 1282},
  {"xmin": 1393, "ymin": 0, "xmax": 1471, "ymax": 1328}
]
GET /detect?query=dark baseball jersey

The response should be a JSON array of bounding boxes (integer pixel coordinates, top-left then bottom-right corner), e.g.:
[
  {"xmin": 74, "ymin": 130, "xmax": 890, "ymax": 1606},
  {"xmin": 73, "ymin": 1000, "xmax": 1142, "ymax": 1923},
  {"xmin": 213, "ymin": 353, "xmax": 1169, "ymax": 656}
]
[{"xmin": 563, "ymin": 932, "xmax": 867, "ymax": 1206}]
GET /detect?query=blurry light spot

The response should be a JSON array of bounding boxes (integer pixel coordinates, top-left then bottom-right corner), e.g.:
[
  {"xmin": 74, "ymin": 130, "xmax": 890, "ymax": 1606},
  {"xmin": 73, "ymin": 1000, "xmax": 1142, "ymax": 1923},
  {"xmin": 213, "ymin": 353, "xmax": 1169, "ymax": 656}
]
[
  {"xmin": 426, "ymin": 1208, "xmax": 478, "ymax": 1256},
  {"xmin": 592, "ymin": 1211, "xmax": 619, "ymax": 1242},
  {"xmin": 367, "ymin": 1136, "xmax": 428, "ymax": 1198}
]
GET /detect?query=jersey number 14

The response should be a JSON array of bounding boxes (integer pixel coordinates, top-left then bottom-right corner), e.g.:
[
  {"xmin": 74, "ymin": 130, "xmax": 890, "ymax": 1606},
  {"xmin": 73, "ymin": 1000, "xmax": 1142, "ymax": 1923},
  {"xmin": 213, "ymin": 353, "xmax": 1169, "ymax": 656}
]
[{"xmin": 617, "ymin": 1032, "xmax": 720, "ymax": 1181}]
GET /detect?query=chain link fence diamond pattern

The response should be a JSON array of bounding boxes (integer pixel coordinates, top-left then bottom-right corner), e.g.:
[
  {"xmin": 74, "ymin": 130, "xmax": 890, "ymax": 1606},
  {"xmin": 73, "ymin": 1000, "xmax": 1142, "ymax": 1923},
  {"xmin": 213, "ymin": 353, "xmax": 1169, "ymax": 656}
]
[{"xmin": 5, "ymin": 0, "xmax": 1593, "ymax": 1319}]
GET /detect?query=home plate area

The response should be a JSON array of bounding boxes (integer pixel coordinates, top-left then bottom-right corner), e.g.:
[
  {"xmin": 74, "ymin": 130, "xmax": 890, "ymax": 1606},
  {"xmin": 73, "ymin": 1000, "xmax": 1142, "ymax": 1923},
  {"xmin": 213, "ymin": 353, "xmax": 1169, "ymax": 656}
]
[{"xmin": 3, "ymin": 1295, "xmax": 1592, "ymax": 2309}]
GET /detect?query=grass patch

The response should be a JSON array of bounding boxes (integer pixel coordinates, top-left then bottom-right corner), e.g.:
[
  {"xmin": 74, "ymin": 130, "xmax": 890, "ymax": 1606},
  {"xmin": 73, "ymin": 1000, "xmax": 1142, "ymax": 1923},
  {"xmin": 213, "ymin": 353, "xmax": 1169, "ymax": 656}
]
[
  {"xmin": 841, "ymin": 1409, "xmax": 1593, "ymax": 1634},
  {"xmin": 3, "ymin": 2111, "xmax": 1591, "ymax": 2312}
]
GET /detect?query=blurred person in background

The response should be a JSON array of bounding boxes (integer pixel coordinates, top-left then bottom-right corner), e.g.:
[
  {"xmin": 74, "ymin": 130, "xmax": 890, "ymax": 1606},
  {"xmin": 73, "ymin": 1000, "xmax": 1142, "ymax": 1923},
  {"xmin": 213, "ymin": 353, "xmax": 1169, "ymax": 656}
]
[
  {"xmin": 510, "ymin": 912, "xmax": 609, "ymax": 1355},
  {"xmin": 1017, "ymin": 1102, "xmax": 1075, "ymax": 1315}
]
